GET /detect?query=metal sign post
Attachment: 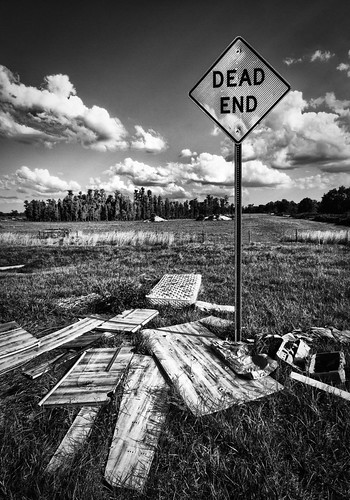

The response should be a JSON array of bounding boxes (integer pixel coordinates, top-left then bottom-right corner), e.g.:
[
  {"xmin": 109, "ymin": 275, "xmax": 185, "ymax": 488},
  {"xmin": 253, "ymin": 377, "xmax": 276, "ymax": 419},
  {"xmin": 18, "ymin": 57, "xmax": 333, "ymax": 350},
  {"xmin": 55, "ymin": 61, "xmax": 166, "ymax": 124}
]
[
  {"xmin": 234, "ymin": 143, "xmax": 242, "ymax": 341},
  {"xmin": 189, "ymin": 36, "xmax": 290, "ymax": 341}
]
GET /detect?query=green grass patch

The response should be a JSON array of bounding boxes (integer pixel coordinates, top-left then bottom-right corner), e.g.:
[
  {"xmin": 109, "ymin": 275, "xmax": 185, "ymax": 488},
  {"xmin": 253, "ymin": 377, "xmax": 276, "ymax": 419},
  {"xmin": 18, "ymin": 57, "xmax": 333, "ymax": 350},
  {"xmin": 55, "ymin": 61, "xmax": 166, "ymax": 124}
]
[{"xmin": 0, "ymin": 216, "xmax": 350, "ymax": 499}]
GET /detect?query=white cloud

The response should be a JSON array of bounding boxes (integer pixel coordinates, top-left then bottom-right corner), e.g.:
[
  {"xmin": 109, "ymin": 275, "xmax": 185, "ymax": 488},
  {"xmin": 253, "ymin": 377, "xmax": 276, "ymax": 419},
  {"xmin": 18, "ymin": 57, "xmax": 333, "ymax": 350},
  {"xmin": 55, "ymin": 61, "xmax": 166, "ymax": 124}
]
[
  {"xmin": 283, "ymin": 57, "xmax": 303, "ymax": 66},
  {"xmin": 336, "ymin": 62, "xmax": 350, "ymax": 77},
  {"xmin": 0, "ymin": 65, "xmax": 128, "ymax": 151},
  {"xmin": 14, "ymin": 166, "xmax": 81, "ymax": 194},
  {"xmin": 179, "ymin": 148, "xmax": 197, "ymax": 158},
  {"xmin": 310, "ymin": 50, "xmax": 335, "ymax": 62},
  {"xmin": 88, "ymin": 152, "xmax": 293, "ymax": 201},
  {"xmin": 0, "ymin": 65, "xmax": 168, "ymax": 153},
  {"xmin": 219, "ymin": 90, "xmax": 350, "ymax": 174},
  {"xmin": 130, "ymin": 125, "xmax": 167, "ymax": 153}
]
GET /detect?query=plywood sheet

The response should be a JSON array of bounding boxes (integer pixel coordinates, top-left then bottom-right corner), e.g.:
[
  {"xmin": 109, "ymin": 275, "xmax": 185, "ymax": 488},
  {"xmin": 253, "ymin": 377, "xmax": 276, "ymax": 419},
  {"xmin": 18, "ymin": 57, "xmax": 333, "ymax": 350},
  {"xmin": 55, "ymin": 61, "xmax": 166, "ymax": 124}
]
[
  {"xmin": 105, "ymin": 355, "xmax": 168, "ymax": 492},
  {"xmin": 97, "ymin": 309, "xmax": 159, "ymax": 334},
  {"xmin": 142, "ymin": 320, "xmax": 283, "ymax": 416},
  {"xmin": 0, "ymin": 317, "xmax": 104, "ymax": 376},
  {"xmin": 0, "ymin": 321, "xmax": 40, "ymax": 359},
  {"xmin": 39, "ymin": 346, "xmax": 134, "ymax": 407},
  {"xmin": 46, "ymin": 406, "xmax": 100, "ymax": 473}
]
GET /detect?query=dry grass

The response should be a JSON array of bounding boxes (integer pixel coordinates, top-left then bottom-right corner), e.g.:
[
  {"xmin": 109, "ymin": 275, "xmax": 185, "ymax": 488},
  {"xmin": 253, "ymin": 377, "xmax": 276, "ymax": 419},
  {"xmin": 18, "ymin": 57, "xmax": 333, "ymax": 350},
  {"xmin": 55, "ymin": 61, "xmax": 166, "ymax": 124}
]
[
  {"xmin": 0, "ymin": 216, "xmax": 350, "ymax": 499},
  {"xmin": 0, "ymin": 230, "xmax": 179, "ymax": 247},
  {"xmin": 282, "ymin": 229, "xmax": 350, "ymax": 246}
]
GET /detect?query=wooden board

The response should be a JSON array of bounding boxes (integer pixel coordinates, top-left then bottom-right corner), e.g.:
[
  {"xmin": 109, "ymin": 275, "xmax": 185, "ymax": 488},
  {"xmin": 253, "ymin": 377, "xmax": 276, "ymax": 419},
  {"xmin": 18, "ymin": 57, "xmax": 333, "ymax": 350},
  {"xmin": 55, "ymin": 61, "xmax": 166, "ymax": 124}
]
[
  {"xmin": 105, "ymin": 355, "xmax": 169, "ymax": 492},
  {"xmin": 46, "ymin": 406, "xmax": 100, "ymax": 473},
  {"xmin": 290, "ymin": 371, "xmax": 350, "ymax": 401},
  {"xmin": 97, "ymin": 309, "xmax": 159, "ymax": 334},
  {"xmin": 195, "ymin": 301, "xmax": 235, "ymax": 313},
  {"xmin": 61, "ymin": 331, "xmax": 104, "ymax": 350},
  {"xmin": 0, "ymin": 317, "xmax": 104, "ymax": 376},
  {"xmin": 142, "ymin": 320, "xmax": 283, "ymax": 416},
  {"xmin": 0, "ymin": 321, "xmax": 40, "ymax": 360},
  {"xmin": 39, "ymin": 346, "xmax": 134, "ymax": 407}
]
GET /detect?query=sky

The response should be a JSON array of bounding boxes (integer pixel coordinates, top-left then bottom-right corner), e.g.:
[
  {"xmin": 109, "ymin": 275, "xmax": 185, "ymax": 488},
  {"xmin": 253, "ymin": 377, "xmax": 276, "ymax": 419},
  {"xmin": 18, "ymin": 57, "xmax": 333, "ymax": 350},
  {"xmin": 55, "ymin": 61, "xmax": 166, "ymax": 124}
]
[{"xmin": 1, "ymin": 0, "xmax": 350, "ymax": 212}]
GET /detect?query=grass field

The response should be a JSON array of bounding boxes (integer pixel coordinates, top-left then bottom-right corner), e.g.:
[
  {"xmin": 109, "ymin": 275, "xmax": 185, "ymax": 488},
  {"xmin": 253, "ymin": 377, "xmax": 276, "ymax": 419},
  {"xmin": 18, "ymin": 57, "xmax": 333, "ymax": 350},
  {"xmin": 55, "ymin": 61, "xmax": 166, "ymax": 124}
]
[{"xmin": 0, "ymin": 215, "xmax": 350, "ymax": 499}]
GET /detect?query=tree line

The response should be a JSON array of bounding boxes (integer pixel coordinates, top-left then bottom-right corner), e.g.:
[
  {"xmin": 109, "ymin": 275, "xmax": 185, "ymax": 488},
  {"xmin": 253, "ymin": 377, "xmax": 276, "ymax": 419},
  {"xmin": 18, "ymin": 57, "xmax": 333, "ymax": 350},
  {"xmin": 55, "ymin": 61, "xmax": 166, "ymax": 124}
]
[
  {"xmin": 22, "ymin": 185, "xmax": 350, "ymax": 222},
  {"xmin": 23, "ymin": 188, "xmax": 233, "ymax": 222},
  {"xmin": 244, "ymin": 186, "xmax": 350, "ymax": 216}
]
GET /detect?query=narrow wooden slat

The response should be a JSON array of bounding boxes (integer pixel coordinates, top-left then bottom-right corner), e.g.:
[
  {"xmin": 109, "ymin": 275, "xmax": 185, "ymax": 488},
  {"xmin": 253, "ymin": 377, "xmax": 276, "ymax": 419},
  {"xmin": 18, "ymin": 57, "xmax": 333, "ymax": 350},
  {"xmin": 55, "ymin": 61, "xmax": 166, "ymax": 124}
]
[
  {"xmin": 0, "ymin": 323, "xmax": 40, "ymax": 359},
  {"xmin": 0, "ymin": 317, "xmax": 104, "ymax": 376},
  {"xmin": 41, "ymin": 347, "xmax": 134, "ymax": 407},
  {"xmin": 105, "ymin": 355, "xmax": 169, "ymax": 492},
  {"xmin": 143, "ymin": 319, "xmax": 283, "ymax": 416},
  {"xmin": 290, "ymin": 371, "xmax": 350, "ymax": 401},
  {"xmin": 46, "ymin": 406, "xmax": 100, "ymax": 473},
  {"xmin": 195, "ymin": 301, "xmax": 235, "ymax": 313}
]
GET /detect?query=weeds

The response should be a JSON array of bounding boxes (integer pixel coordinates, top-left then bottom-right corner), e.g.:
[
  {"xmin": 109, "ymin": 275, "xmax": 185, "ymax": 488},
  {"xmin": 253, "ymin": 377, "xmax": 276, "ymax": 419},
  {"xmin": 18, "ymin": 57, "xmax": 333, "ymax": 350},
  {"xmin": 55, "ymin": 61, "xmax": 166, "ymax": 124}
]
[{"xmin": 0, "ymin": 217, "xmax": 350, "ymax": 499}]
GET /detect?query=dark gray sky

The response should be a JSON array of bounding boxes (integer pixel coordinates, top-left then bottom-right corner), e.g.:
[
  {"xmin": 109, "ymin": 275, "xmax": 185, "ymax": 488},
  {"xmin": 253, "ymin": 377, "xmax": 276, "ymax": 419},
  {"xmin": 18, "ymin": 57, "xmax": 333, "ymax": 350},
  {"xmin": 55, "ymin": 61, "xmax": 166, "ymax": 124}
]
[{"xmin": 1, "ymin": 0, "xmax": 350, "ymax": 211}]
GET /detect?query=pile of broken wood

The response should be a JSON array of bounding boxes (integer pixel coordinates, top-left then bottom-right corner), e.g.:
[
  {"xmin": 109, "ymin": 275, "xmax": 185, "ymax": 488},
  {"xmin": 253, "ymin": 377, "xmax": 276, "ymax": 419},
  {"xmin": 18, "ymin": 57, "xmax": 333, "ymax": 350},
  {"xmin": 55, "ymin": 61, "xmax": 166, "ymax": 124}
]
[{"xmin": 1, "ymin": 274, "xmax": 350, "ymax": 493}]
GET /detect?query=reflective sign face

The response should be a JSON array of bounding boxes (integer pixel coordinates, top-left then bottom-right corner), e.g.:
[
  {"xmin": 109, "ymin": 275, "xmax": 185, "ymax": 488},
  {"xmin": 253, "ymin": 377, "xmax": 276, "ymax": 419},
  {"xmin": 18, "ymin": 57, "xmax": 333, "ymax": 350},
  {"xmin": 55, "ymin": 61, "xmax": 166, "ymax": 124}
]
[{"xmin": 189, "ymin": 36, "xmax": 290, "ymax": 143}]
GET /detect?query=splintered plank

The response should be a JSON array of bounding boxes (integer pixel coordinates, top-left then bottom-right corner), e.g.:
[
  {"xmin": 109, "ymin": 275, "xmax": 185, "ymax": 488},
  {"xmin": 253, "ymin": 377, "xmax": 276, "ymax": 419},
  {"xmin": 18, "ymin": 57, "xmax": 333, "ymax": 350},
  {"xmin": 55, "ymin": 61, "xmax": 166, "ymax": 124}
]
[
  {"xmin": 142, "ymin": 320, "xmax": 283, "ymax": 416},
  {"xmin": 46, "ymin": 406, "xmax": 100, "ymax": 473},
  {"xmin": 105, "ymin": 355, "xmax": 169, "ymax": 492},
  {"xmin": 0, "ymin": 317, "xmax": 104, "ymax": 376},
  {"xmin": 97, "ymin": 309, "xmax": 159, "ymax": 334},
  {"xmin": 0, "ymin": 322, "xmax": 40, "ymax": 359},
  {"xmin": 39, "ymin": 346, "xmax": 134, "ymax": 407}
]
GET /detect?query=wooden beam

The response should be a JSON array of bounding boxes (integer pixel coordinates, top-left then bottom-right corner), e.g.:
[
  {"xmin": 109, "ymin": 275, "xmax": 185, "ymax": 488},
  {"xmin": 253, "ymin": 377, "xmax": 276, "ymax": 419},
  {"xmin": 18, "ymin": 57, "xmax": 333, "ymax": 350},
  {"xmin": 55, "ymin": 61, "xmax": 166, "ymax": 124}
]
[
  {"xmin": 105, "ymin": 355, "xmax": 169, "ymax": 492},
  {"xmin": 46, "ymin": 406, "xmax": 100, "ymax": 473},
  {"xmin": 290, "ymin": 371, "xmax": 350, "ymax": 401}
]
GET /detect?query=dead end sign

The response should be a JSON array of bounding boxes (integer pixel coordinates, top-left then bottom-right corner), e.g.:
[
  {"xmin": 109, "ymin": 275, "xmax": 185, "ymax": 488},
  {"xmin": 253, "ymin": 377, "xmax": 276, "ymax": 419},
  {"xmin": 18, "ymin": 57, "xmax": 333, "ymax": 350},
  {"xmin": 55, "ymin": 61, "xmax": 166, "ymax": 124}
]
[{"xmin": 189, "ymin": 36, "xmax": 291, "ymax": 143}]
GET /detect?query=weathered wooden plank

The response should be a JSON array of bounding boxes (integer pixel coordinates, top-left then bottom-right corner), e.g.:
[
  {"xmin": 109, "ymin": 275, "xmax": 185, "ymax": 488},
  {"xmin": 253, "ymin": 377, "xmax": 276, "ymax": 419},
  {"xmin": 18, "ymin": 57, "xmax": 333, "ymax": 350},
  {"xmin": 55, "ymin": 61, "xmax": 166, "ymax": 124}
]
[
  {"xmin": 290, "ymin": 371, "xmax": 350, "ymax": 401},
  {"xmin": 142, "ymin": 320, "xmax": 283, "ymax": 416},
  {"xmin": 97, "ymin": 309, "xmax": 159, "ymax": 334},
  {"xmin": 40, "ymin": 347, "xmax": 134, "ymax": 407},
  {"xmin": 46, "ymin": 406, "xmax": 100, "ymax": 473},
  {"xmin": 61, "ymin": 331, "xmax": 104, "ymax": 350},
  {"xmin": 0, "ymin": 317, "xmax": 104, "ymax": 376},
  {"xmin": 38, "ymin": 352, "xmax": 87, "ymax": 406},
  {"xmin": 195, "ymin": 301, "xmax": 235, "ymax": 313},
  {"xmin": 0, "ymin": 322, "xmax": 40, "ymax": 359},
  {"xmin": 105, "ymin": 355, "xmax": 169, "ymax": 492}
]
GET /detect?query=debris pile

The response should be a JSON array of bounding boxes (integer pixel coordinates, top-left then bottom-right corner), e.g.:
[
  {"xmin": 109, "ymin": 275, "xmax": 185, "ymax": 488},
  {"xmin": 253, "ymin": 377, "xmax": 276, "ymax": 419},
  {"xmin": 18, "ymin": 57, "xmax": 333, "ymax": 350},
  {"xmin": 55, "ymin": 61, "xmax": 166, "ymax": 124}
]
[{"xmin": 1, "ymin": 273, "xmax": 349, "ymax": 493}]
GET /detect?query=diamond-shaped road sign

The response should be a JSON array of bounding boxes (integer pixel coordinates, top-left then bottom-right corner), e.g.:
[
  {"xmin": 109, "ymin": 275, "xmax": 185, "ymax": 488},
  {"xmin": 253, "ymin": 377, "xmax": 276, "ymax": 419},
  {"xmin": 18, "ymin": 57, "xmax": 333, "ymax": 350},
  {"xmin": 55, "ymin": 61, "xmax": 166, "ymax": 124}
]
[{"xmin": 189, "ymin": 36, "xmax": 290, "ymax": 143}]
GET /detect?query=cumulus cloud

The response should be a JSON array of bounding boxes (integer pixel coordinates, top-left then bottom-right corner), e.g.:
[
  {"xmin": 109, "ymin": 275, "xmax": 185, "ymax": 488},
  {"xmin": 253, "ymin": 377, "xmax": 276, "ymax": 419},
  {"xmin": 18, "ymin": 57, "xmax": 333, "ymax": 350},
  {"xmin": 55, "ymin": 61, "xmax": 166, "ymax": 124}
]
[
  {"xmin": 179, "ymin": 148, "xmax": 197, "ymax": 158},
  {"xmin": 14, "ymin": 166, "xmax": 81, "ymax": 195},
  {"xmin": 0, "ymin": 65, "xmax": 129, "ymax": 151},
  {"xmin": 310, "ymin": 50, "xmax": 335, "ymax": 62},
  {"xmin": 337, "ymin": 62, "xmax": 350, "ymax": 77},
  {"xmin": 87, "ymin": 152, "xmax": 293, "ymax": 200},
  {"xmin": 0, "ymin": 65, "xmax": 163, "ymax": 153},
  {"xmin": 219, "ymin": 90, "xmax": 350, "ymax": 175},
  {"xmin": 130, "ymin": 125, "xmax": 168, "ymax": 153}
]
